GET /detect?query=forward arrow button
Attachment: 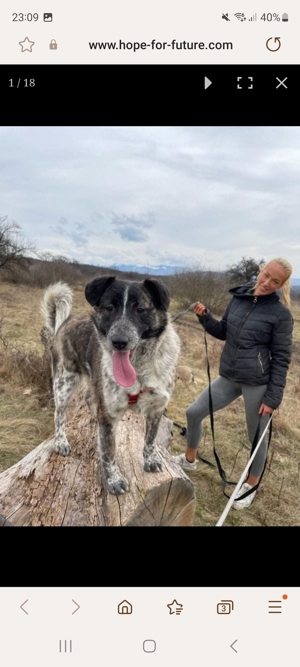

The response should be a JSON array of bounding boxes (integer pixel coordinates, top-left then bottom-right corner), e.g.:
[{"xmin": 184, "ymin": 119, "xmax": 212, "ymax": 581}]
[{"xmin": 72, "ymin": 599, "xmax": 80, "ymax": 614}]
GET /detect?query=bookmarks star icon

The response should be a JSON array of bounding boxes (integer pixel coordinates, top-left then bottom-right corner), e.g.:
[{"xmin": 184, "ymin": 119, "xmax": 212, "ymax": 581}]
[
  {"xmin": 167, "ymin": 600, "xmax": 183, "ymax": 615},
  {"xmin": 19, "ymin": 37, "xmax": 35, "ymax": 52}
]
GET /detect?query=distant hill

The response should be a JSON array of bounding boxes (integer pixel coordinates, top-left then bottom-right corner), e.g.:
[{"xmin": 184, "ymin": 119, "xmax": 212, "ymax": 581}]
[
  {"xmin": 111, "ymin": 264, "xmax": 300, "ymax": 284},
  {"xmin": 110, "ymin": 264, "xmax": 185, "ymax": 276},
  {"xmin": 13, "ymin": 256, "xmax": 300, "ymax": 287}
]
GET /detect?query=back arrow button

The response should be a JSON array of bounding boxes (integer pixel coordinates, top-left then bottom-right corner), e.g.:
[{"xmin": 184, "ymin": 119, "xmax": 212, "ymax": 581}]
[
  {"xmin": 230, "ymin": 640, "xmax": 238, "ymax": 653},
  {"xmin": 20, "ymin": 600, "xmax": 29, "ymax": 615}
]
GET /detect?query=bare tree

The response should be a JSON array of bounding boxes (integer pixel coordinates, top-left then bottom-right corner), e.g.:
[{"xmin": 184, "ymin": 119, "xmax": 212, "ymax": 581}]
[
  {"xmin": 167, "ymin": 264, "xmax": 232, "ymax": 315},
  {"xmin": 33, "ymin": 251, "xmax": 83, "ymax": 286},
  {"xmin": 225, "ymin": 256, "xmax": 264, "ymax": 284},
  {"xmin": 0, "ymin": 215, "xmax": 36, "ymax": 276}
]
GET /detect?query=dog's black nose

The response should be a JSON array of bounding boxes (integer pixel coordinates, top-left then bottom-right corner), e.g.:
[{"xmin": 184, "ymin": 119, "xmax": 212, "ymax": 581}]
[{"xmin": 111, "ymin": 335, "xmax": 129, "ymax": 350}]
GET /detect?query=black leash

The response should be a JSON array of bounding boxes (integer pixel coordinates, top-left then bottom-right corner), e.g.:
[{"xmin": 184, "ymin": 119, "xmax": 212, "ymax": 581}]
[
  {"xmin": 224, "ymin": 413, "xmax": 273, "ymax": 500},
  {"xmin": 172, "ymin": 304, "xmax": 273, "ymax": 500},
  {"xmin": 203, "ymin": 314, "xmax": 273, "ymax": 500},
  {"xmin": 171, "ymin": 304, "xmax": 217, "ymax": 470},
  {"xmin": 202, "ymin": 322, "xmax": 237, "ymax": 489}
]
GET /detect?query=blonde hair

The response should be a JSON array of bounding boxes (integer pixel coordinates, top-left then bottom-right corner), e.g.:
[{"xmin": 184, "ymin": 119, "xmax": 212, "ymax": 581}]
[{"xmin": 254, "ymin": 258, "xmax": 293, "ymax": 309}]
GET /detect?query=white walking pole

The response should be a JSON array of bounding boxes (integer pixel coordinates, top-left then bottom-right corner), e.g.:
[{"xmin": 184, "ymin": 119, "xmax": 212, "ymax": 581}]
[{"xmin": 215, "ymin": 414, "xmax": 273, "ymax": 527}]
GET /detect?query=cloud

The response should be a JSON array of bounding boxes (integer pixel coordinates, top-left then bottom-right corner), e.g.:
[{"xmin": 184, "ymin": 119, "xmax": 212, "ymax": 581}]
[
  {"xmin": 1, "ymin": 126, "xmax": 300, "ymax": 276},
  {"xmin": 110, "ymin": 212, "xmax": 155, "ymax": 242},
  {"xmin": 49, "ymin": 218, "xmax": 96, "ymax": 247}
]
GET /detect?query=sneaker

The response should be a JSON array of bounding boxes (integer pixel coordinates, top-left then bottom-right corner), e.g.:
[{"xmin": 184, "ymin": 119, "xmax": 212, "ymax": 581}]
[
  {"xmin": 173, "ymin": 452, "xmax": 198, "ymax": 471},
  {"xmin": 232, "ymin": 483, "xmax": 256, "ymax": 510}
]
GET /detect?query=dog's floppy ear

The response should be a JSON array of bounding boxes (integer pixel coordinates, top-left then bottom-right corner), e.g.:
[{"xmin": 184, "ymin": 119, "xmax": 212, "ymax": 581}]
[
  {"xmin": 85, "ymin": 276, "xmax": 116, "ymax": 306},
  {"xmin": 143, "ymin": 278, "xmax": 170, "ymax": 311}
]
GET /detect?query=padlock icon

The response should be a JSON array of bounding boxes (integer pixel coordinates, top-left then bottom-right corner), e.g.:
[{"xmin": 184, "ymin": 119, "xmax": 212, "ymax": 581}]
[{"xmin": 49, "ymin": 39, "xmax": 57, "ymax": 50}]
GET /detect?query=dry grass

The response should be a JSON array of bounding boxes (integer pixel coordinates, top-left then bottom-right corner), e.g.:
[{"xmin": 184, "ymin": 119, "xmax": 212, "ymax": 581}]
[
  {"xmin": 0, "ymin": 384, "xmax": 54, "ymax": 473},
  {"xmin": 292, "ymin": 301, "xmax": 300, "ymax": 343},
  {"xmin": 167, "ymin": 300, "xmax": 300, "ymax": 527},
  {"xmin": 0, "ymin": 283, "xmax": 89, "ymax": 355},
  {"xmin": 1, "ymin": 282, "xmax": 300, "ymax": 526}
]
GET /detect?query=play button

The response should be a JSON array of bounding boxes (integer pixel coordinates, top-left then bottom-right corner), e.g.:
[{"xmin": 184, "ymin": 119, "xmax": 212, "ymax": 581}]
[{"xmin": 204, "ymin": 77, "xmax": 212, "ymax": 89}]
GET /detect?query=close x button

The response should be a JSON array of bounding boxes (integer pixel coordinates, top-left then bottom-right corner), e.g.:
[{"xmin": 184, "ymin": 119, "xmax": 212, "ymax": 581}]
[{"xmin": 276, "ymin": 76, "xmax": 288, "ymax": 88}]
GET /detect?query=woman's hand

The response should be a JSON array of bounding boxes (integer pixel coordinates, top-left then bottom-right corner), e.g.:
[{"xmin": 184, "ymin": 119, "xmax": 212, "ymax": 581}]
[
  {"xmin": 193, "ymin": 302, "xmax": 207, "ymax": 316},
  {"xmin": 258, "ymin": 403, "xmax": 274, "ymax": 416}
]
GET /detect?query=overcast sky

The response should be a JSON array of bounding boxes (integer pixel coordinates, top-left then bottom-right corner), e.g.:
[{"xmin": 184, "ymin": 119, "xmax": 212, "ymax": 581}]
[{"xmin": 1, "ymin": 126, "xmax": 300, "ymax": 277}]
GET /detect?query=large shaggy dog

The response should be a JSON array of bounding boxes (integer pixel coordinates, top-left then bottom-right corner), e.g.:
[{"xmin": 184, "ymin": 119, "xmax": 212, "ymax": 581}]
[{"xmin": 41, "ymin": 276, "xmax": 181, "ymax": 495}]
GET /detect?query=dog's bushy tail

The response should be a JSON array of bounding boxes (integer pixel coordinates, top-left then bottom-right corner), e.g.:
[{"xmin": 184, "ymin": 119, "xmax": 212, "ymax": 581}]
[{"xmin": 40, "ymin": 281, "xmax": 73, "ymax": 334}]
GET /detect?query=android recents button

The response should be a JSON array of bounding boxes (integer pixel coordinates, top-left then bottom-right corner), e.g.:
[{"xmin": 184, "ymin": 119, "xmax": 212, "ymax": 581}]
[{"xmin": 143, "ymin": 640, "xmax": 156, "ymax": 653}]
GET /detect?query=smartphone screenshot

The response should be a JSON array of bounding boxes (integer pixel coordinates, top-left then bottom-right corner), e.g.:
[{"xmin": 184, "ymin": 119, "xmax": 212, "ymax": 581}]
[
  {"xmin": 0, "ymin": 1, "xmax": 299, "ymax": 536},
  {"xmin": 0, "ymin": 4, "xmax": 299, "ymax": 662}
]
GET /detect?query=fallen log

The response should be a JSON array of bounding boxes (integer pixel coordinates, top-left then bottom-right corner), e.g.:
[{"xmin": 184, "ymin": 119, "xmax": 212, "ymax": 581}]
[{"xmin": 0, "ymin": 390, "xmax": 195, "ymax": 526}]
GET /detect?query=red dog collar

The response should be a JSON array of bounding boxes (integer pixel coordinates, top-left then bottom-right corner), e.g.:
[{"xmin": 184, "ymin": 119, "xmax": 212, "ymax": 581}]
[{"xmin": 128, "ymin": 389, "xmax": 145, "ymax": 405}]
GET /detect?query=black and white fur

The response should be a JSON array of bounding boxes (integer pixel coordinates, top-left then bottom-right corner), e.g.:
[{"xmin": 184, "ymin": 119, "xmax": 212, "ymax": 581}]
[{"xmin": 41, "ymin": 276, "xmax": 181, "ymax": 495}]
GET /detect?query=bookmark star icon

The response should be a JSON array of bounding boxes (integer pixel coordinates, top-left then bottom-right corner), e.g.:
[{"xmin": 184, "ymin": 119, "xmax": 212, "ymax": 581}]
[
  {"xmin": 19, "ymin": 37, "xmax": 35, "ymax": 52},
  {"xmin": 167, "ymin": 600, "xmax": 183, "ymax": 615}
]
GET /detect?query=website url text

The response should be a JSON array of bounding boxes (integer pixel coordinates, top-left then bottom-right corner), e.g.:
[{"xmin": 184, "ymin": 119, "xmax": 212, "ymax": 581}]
[{"xmin": 89, "ymin": 39, "xmax": 233, "ymax": 52}]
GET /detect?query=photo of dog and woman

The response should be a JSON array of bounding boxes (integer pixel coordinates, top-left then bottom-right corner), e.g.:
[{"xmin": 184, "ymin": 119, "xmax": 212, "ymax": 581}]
[{"xmin": 0, "ymin": 126, "xmax": 299, "ymax": 527}]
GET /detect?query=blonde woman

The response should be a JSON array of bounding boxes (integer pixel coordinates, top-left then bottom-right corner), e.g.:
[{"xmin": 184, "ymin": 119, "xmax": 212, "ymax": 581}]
[{"xmin": 175, "ymin": 258, "xmax": 293, "ymax": 510}]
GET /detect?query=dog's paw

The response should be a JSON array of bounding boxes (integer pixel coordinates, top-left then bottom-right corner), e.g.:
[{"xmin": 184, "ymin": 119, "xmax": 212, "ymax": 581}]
[
  {"xmin": 54, "ymin": 439, "xmax": 71, "ymax": 456},
  {"xmin": 144, "ymin": 455, "xmax": 163, "ymax": 473},
  {"xmin": 107, "ymin": 475, "xmax": 130, "ymax": 495}
]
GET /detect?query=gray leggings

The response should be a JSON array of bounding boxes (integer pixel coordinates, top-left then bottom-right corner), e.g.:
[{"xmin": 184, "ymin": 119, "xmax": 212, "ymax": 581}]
[{"xmin": 186, "ymin": 375, "xmax": 270, "ymax": 477}]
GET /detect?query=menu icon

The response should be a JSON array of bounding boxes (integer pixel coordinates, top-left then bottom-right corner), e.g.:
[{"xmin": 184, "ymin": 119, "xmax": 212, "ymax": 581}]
[
  {"xmin": 268, "ymin": 594, "xmax": 288, "ymax": 613},
  {"xmin": 268, "ymin": 600, "xmax": 282, "ymax": 613}
]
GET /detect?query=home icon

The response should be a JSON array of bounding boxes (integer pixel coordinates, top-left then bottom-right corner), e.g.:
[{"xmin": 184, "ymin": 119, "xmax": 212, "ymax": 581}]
[{"xmin": 118, "ymin": 600, "xmax": 132, "ymax": 614}]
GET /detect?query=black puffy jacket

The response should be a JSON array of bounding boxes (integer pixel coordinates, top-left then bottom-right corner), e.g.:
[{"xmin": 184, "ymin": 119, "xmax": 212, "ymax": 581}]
[{"xmin": 197, "ymin": 283, "xmax": 293, "ymax": 409}]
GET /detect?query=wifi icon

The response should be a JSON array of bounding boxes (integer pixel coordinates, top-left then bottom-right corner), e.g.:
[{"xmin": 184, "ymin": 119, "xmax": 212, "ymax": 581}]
[{"xmin": 234, "ymin": 12, "xmax": 247, "ymax": 21}]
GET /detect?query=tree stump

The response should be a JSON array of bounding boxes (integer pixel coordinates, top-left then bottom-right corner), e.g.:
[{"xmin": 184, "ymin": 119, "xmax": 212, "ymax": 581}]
[{"xmin": 0, "ymin": 390, "xmax": 195, "ymax": 526}]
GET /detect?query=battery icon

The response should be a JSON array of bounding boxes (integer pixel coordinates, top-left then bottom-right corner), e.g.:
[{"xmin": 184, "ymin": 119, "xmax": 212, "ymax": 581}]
[{"xmin": 282, "ymin": 13, "xmax": 288, "ymax": 21}]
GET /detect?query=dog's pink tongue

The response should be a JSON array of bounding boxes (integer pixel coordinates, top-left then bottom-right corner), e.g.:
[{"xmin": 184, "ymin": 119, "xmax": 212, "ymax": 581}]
[{"xmin": 112, "ymin": 351, "xmax": 136, "ymax": 387}]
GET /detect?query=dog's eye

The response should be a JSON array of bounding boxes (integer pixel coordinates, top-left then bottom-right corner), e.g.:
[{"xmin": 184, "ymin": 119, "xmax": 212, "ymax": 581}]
[
  {"xmin": 105, "ymin": 305, "xmax": 114, "ymax": 312},
  {"xmin": 136, "ymin": 307, "xmax": 145, "ymax": 313}
]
